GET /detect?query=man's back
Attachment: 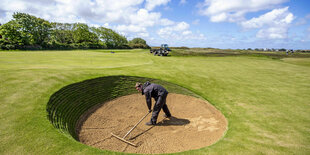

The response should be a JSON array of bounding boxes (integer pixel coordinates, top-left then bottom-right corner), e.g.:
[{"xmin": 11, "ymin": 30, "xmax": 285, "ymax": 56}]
[{"xmin": 143, "ymin": 82, "xmax": 168, "ymax": 98}]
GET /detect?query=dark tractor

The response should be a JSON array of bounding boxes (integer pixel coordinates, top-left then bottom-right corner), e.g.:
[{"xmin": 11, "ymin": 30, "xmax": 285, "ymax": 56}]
[{"xmin": 150, "ymin": 44, "xmax": 171, "ymax": 56}]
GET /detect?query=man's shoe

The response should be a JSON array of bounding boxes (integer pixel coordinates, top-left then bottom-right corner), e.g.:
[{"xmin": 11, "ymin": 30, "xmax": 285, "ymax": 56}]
[
  {"xmin": 163, "ymin": 114, "xmax": 171, "ymax": 118},
  {"xmin": 145, "ymin": 121, "xmax": 155, "ymax": 126}
]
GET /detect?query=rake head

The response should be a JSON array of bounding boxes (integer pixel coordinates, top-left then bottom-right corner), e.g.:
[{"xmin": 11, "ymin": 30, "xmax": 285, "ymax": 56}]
[{"xmin": 111, "ymin": 133, "xmax": 137, "ymax": 147}]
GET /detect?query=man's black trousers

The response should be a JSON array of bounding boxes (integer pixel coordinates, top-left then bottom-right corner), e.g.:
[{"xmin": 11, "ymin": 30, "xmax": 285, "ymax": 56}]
[{"xmin": 151, "ymin": 92, "xmax": 171, "ymax": 124}]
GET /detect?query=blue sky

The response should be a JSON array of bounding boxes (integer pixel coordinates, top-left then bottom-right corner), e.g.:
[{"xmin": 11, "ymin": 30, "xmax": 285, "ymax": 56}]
[{"xmin": 0, "ymin": 0, "xmax": 310, "ymax": 49}]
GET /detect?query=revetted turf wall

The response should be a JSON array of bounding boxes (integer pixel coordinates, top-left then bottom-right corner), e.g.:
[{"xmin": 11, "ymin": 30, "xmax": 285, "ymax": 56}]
[{"xmin": 46, "ymin": 76, "xmax": 198, "ymax": 140}]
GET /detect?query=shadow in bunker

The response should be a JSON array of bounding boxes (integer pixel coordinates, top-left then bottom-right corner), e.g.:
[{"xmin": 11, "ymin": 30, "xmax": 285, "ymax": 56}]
[
  {"xmin": 129, "ymin": 117, "xmax": 190, "ymax": 140},
  {"xmin": 156, "ymin": 116, "xmax": 190, "ymax": 126},
  {"xmin": 129, "ymin": 126, "xmax": 155, "ymax": 140}
]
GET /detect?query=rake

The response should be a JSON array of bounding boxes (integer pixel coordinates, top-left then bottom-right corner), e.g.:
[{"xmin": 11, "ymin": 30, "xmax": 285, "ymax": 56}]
[{"xmin": 111, "ymin": 111, "xmax": 151, "ymax": 147}]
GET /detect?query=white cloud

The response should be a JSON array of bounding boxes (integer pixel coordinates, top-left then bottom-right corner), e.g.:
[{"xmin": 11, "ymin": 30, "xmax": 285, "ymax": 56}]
[
  {"xmin": 241, "ymin": 7, "xmax": 293, "ymax": 28},
  {"xmin": 199, "ymin": 0, "xmax": 294, "ymax": 40},
  {"xmin": 200, "ymin": 0, "xmax": 288, "ymax": 22},
  {"xmin": 115, "ymin": 25, "xmax": 147, "ymax": 33},
  {"xmin": 174, "ymin": 22, "xmax": 190, "ymax": 31},
  {"xmin": 241, "ymin": 7, "xmax": 294, "ymax": 39},
  {"xmin": 0, "ymin": 12, "xmax": 14, "ymax": 24},
  {"xmin": 114, "ymin": 8, "xmax": 175, "ymax": 37},
  {"xmin": 182, "ymin": 30, "xmax": 192, "ymax": 35},
  {"xmin": 157, "ymin": 22, "xmax": 206, "ymax": 42},
  {"xmin": 256, "ymin": 27, "xmax": 287, "ymax": 39},
  {"xmin": 137, "ymin": 32, "xmax": 150, "ymax": 38},
  {"xmin": 0, "ymin": 0, "xmax": 179, "ymax": 40},
  {"xmin": 0, "ymin": 0, "xmax": 146, "ymax": 24},
  {"xmin": 128, "ymin": 9, "xmax": 161, "ymax": 27},
  {"xmin": 158, "ymin": 22, "xmax": 189, "ymax": 34},
  {"xmin": 210, "ymin": 12, "xmax": 228, "ymax": 22},
  {"xmin": 160, "ymin": 18, "xmax": 175, "ymax": 26},
  {"xmin": 145, "ymin": 0, "xmax": 170, "ymax": 11}
]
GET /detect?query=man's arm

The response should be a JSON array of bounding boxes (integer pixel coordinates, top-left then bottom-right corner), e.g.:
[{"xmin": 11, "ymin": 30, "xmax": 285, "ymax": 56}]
[{"xmin": 145, "ymin": 91, "xmax": 152, "ymax": 112}]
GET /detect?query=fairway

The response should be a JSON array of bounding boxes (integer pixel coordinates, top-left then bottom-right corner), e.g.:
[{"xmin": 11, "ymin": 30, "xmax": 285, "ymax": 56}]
[{"xmin": 0, "ymin": 49, "xmax": 310, "ymax": 154}]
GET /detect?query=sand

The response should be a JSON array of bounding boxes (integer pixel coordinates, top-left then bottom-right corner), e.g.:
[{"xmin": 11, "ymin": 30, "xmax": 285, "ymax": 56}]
[{"xmin": 76, "ymin": 93, "xmax": 227, "ymax": 154}]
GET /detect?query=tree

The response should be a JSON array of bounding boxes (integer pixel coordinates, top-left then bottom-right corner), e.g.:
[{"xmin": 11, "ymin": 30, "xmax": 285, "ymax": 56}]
[
  {"xmin": 92, "ymin": 27, "xmax": 127, "ymax": 48},
  {"xmin": 279, "ymin": 48, "xmax": 286, "ymax": 51},
  {"xmin": 1, "ymin": 12, "xmax": 144, "ymax": 50},
  {"xmin": 72, "ymin": 23, "xmax": 98, "ymax": 44},
  {"xmin": 128, "ymin": 37, "xmax": 149, "ymax": 49},
  {"xmin": 12, "ymin": 12, "xmax": 52, "ymax": 46},
  {"xmin": 50, "ymin": 22, "xmax": 74, "ymax": 44},
  {"xmin": 130, "ymin": 38, "xmax": 146, "ymax": 44},
  {"xmin": 0, "ymin": 20, "xmax": 26, "ymax": 49}
]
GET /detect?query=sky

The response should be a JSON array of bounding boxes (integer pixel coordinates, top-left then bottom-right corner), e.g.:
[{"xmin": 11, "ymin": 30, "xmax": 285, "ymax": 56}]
[{"xmin": 0, "ymin": 0, "xmax": 310, "ymax": 49}]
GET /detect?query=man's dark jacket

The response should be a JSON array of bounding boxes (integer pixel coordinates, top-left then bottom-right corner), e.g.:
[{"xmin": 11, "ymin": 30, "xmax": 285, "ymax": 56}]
[{"xmin": 142, "ymin": 81, "xmax": 168, "ymax": 111}]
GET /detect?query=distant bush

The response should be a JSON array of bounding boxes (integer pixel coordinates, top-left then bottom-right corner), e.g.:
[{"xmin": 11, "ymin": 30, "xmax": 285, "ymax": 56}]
[
  {"xmin": 128, "ymin": 38, "xmax": 150, "ymax": 49},
  {"xmin": 129, "ymin": 43, "xmax": 150, "ymax": 49},
  {"xmin": 170, "ymin": 46, "xmax": 190, "ymax": 49}
]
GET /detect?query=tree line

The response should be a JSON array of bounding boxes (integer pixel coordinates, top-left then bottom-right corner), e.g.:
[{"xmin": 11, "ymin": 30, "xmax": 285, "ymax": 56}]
[{"xmin": 0, "ymin": 13, "xmax": 150, "ymax": 50}]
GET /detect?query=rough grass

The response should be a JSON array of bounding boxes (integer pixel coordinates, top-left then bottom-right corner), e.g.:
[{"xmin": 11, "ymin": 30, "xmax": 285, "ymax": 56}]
[
  {"xmin": 171, "ymin": 48, "xmax": 310, "ymax": 59},
  {"xmin": 0, "ymin": 49, "xmax": 310, "ymax": 154}
]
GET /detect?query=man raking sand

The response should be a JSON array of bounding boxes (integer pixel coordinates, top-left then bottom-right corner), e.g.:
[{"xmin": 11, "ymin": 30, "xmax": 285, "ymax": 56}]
[
  {"xmin": 111, "ymin": 82, "xmax": 172, "ymax": 146},
  {"xmin": 135, "ymin": 81, "xmax": 172, "ymax": 125}
]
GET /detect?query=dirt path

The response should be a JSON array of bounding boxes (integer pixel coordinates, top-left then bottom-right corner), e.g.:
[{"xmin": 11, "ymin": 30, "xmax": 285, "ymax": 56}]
[{"xmin": 76, "ymin": 93, "xmax": 227, "ymax": 154}]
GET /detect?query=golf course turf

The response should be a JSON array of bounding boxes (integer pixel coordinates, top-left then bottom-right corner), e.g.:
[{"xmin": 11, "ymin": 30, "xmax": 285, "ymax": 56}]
[{"xmin": 0, "ymin": 49, "xmax": 309, "ymax": 154}]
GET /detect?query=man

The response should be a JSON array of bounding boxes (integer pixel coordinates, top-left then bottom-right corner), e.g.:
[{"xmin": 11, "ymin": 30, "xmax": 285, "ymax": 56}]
[{"xmin": 135, "ymin": 81, "xmax": 171, "ymax": 125}]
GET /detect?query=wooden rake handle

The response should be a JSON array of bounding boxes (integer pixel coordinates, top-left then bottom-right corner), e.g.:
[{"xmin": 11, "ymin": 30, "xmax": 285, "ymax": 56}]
[{"xmin": 123, "ymin": 111, "xmax": 151, "ymax": 139}]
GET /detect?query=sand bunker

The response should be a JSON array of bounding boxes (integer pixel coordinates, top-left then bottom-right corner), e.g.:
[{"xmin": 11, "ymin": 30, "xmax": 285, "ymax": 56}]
[{"xmin": 76, "ymin": 93, "xmax": 227, "ymax": 154}]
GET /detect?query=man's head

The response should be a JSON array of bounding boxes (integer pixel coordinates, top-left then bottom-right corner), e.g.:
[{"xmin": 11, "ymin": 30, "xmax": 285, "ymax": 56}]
[{"xmin": 135, "ymin": 82, "xmax": 142, "ymax": 92}]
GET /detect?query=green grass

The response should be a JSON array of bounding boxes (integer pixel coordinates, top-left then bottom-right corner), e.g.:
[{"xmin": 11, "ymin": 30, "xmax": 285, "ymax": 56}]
[
  {"xmin": 281, "ymin": 58, "xmax": 310, "ymax": 67},
  {"xmin": 0, "ymin": 49, "xmax": 310, "ymax": 154}
]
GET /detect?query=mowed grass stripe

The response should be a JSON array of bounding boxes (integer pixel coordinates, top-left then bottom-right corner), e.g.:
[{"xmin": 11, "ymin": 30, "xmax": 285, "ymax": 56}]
[{"xmin": 0, "ymin": 50, "xmax": 309, "ymax": 154}]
